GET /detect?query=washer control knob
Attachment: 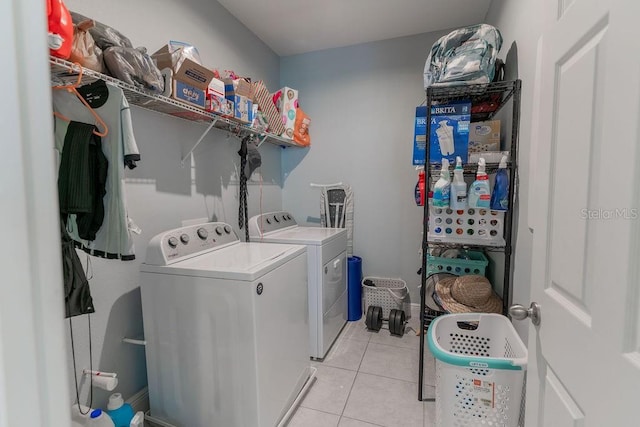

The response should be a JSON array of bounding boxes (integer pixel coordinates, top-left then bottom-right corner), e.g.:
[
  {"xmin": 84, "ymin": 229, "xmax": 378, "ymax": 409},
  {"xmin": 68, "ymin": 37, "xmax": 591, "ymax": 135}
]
[
  {"xmin": 167, "ymin": 237, "xmax": 179, "ymax": 248},
  {"xmin": 197, "ymin": 228, "xmax": 208, "ymax": 240},
  {"xmin": 224, "ymin": 225, "xmax": 232, "ymax": 234},
  {"xmin": 180, "ymin": 234, "xmax": 190, "ymax": 244},
  {"xmin": 274, "ymin": 215, "xmax": 280, "ymax": 223},
  {"xmin": 215, "ymin": 226, "xmax": 223, "ymax": 236},
  {"xmin": 266, "ymin": 218, "xmax": 271, "ymax": 224}
]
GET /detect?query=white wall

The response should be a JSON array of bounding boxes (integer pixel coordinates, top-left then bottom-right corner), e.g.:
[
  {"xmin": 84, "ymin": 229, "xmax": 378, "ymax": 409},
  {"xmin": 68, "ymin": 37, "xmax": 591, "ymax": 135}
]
[
  {"xmin": 63, "ymin": 0, "xmax": 282, "ymax": 409},
  {"xmin": 280, "ymin": 31, "xmax": 450, "ymax": 302},
  {"xmin": 485, "ymin": 0, "xmax": 543, "ymax": 340}
]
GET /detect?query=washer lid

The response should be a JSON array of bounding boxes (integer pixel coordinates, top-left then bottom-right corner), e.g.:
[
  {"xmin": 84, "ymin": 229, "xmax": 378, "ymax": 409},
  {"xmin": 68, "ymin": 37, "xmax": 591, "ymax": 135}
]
[
  {"xmin": 140, "ymin": 242, "xmax": 306, "ymax": 281},
  {"xmin": 253, "ymin": 226, "xmax": 347, "ymax": 246}
]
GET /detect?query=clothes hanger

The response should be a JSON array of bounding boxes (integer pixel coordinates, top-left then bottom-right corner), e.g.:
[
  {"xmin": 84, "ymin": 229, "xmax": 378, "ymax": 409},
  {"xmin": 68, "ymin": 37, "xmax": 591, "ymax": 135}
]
[{"xmin": 52, "ymin": 64, "xmax": 109, "ymax": 137}]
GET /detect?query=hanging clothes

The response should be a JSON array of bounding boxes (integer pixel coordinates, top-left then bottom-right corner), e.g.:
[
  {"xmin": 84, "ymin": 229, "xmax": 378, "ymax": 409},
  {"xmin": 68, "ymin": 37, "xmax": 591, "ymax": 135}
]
[
  {"xmin": 320, "ymin": 184, "xmax": 354, "ymax": 256},
  {"xmin": 58, "ymin": 121, "xmax": 108, "ymax": 241},
  {"xmin": 53, "ymin": 80, "xmax": 140, "ymax": 260},
  {"xmin": 238, "ymin": 136, "xmax": 249, "ymax": 242},
  {"xmin": 60, "ymin": 219, "xmax": 95, "ymax": 318}
]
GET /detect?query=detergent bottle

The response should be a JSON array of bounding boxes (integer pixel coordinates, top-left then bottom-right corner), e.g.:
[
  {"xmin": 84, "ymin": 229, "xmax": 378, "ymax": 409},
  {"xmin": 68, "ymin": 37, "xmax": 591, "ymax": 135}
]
[
  {"xmin": 468, "ymin": 158, "xmax": 491, "ymax": 208},
  {"xmin": 432, "ymin": 159, "xmax": 451, "ymax": 208},
  {"xmin": 490, "ymin": 155, "xmax": 509, "ymax": 211},
  {"xmin": 450, "ymin": 156, "xmax": 467, "ymax": 210}
]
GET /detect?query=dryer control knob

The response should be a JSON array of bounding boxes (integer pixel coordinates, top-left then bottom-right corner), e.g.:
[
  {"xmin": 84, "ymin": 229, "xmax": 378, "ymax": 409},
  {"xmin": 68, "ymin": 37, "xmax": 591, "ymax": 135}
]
[
  {"xmin": 274, "ymin": 215, "xmax": 280, "ymax": 223},
  {"xmin": 180, "ymin": 234, "xmax": 190, "ymax": 244},
  {"xmin": 197, "ymin": 228, "xmax": 208, "ymax": 240},
  {"xmin": 167, "ymin": 237, "xmax": 179, "ymax": 248},
  {"xmin": 266, "ymin": 218, "xmax": 271, "ymax": 224},
  {"xmin": 215, "ymin": 226, "xmax": 223, "ymax": 236},
  {"xmin": 224, "ymin": 225, "xmax": 232, "ymax": 234}
]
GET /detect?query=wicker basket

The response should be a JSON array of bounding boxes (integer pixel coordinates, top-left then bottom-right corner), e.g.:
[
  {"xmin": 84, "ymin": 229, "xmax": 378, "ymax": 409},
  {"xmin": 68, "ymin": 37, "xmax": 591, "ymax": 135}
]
[{"xmin": 362, "ymin": 276, "xmax": 408, "ymax": 319}]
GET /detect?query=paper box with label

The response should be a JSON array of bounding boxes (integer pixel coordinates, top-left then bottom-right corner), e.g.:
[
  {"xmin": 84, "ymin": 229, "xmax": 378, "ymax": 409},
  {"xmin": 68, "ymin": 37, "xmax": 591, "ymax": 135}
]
[
  {"xmin": 273, "ymin": 87, "xmax": 299, "ymax": 139},
  {"xmin": 152, "ymin": 44, "xmax": 215, "ymax": 90},
  {"xmin": 205, "ymin": 93, "xmax": 234, "ymax": 117},
  {"xmin": 429, "ymin": 101, "xmax": 471, "ymax": 164},
  {"xmin": 228, "ymin": 95, "xmax": 253, "ymax": 124},
  {"xmin": 412, "ymin": 106, "xmax": 428, "ymax": 165},
  {"xmin": 173, "ymin": 80, "xmax": 206, "ymax": 109},
  {"xmin": 468, "ymin": 120, "xmax": 501, "ymax": 153}
]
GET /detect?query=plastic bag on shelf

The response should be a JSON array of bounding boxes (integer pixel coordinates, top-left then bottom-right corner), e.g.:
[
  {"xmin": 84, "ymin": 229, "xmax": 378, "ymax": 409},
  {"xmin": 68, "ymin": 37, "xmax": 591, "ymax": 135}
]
[
  {"xmin": 69, "ymin": 20, "xmax": 105, "ymax": 73},
  {"xmin": 293, "ymin": 107, "xmax": 311, "ymax": 146},
  {"xmin": 103, "ymin": 46, "xmax": 164, "ymax": 94},
  {"xmin": 70, "ymin": 11, "xmax": 133, "ymax": 50},
  {"xmin": 423, "ymin": 24, "xmax": 503, "ymax": 88}
]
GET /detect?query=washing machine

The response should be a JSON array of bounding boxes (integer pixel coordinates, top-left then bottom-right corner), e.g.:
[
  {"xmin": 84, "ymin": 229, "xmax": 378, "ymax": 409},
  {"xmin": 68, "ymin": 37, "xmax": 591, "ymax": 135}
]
[
  {"xmin": 249, "ymin": 211, "xmax": 347, "ymax": 360},
  {"xmin": 140, "ymin": 222, "xmax": 312, "ymax": 427}
]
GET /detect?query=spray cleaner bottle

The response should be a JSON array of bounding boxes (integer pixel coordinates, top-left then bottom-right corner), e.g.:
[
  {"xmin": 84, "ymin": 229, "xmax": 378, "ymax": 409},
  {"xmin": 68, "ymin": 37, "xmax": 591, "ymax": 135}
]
[
  {"xmin": 450, "ymin": 156, "xmax": 467, "ymax": 210},
  {"xmin": 469, "ymin": 158, "xmax": 491, "ymax": 208},
  {"xmin": 432, "ymin": 158, "xmax": 451, "ymax": 207},
  {"xmin": 490, "ymin": 155, "xmax": 509, "ymax": 211}
]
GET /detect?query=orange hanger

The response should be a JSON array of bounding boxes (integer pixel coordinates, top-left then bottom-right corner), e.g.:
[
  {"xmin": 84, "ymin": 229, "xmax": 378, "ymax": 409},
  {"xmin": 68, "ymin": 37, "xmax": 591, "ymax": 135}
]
[{"xmin": 52, "ymin": 64, "xmax": 109, "ymax": 137}]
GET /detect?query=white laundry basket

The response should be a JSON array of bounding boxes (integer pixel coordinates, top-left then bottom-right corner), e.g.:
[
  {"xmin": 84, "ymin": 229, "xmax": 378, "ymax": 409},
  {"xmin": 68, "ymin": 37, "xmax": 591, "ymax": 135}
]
[{"xmin": 428, "ymin": 313, "xmax": 527, "ymax": 427}]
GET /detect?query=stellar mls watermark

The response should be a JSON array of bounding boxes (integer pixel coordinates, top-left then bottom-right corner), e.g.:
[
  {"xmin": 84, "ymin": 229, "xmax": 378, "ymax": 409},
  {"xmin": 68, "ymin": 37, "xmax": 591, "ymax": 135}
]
[{"xmin": 580, "ymin": 208, "xmax": 638, "ymax": 220}]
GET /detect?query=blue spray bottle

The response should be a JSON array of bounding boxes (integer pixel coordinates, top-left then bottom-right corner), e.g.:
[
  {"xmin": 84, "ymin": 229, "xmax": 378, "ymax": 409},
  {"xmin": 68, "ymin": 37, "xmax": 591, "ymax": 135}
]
[{"xmin": 490, "ymin": 156, "xmax": 509, "ymax": 211}]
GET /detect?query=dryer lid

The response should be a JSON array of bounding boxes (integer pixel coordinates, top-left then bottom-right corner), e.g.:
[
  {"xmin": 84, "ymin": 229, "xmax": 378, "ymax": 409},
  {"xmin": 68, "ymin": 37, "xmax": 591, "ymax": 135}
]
[{"xmin": 251, "ymin": 226, "xmax": 347, "ymax": 246}]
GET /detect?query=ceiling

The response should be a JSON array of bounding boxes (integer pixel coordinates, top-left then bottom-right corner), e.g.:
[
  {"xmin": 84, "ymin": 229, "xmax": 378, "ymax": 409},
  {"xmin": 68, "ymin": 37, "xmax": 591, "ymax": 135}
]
[{"xmin": 217, "ymin": 0, "xmax": 493, "ymax": 56}]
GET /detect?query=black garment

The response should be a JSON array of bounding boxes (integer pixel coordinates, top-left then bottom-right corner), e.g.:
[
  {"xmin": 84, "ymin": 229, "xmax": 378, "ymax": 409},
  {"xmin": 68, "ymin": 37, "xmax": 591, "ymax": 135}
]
[
  {"xmin": 58, "ymin": 121, "xmax": 108, "ymax": 241},
  {"xmin": 61, "ymin": 219, "xmax": 95, "ymax": 318}
]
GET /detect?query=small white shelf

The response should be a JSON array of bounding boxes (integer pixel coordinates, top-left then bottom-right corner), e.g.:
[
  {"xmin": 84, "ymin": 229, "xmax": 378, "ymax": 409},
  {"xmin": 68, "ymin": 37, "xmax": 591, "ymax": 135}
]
[{"xmin": 49, "ymin": 56, "xmax": 303, "ymax": 149}]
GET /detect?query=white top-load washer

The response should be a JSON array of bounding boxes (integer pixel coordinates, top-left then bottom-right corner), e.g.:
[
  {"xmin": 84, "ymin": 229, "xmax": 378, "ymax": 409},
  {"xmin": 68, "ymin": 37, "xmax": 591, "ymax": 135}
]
[
  {"xmin": 249, "ymin": 211, "xmax": 347, "ymax": 360},
  {"xmin": 140, "ymin": 222, "xmax": 312, "ymax": 427}
]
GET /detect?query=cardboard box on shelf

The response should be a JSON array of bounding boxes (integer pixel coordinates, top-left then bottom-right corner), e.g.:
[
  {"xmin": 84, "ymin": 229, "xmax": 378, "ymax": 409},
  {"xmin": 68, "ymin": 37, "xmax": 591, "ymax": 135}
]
[
  {"xmin": 253, "ymin": 81, "xmax": 286, "ymax": 135},
  {"xmin": 412, "ymin": 106, "xmax": 427, "ymax": 165},
  {"xmin": 208, "ymin": 78, "xmax": 225, "ymax": 98},
  {"xmin": 152, "ymin": 44, "xmax": 215, "ymax": 90},
  {"xmin": 227, "ymin": 95, "xmax": 253, "ymax": 124},
  {"xmin": 273, "ymin": 87, "xmax": 298, "ymax": 140},
  {"xmin": 205, "ymin": 93, "xmax": 234, "ymax": 117},
  {"xmin": 173, "ymin": 80, "xmax": 206, "ymax": 109},
  {"xmin": 469, "ymin": 120, "xmax": 501, "ymax": 153},
  {"xmin": 224, "ymin": 78, "xmax": 253, "ymax": 99},
  {"xmin": 428, "ymin": 101, "xmax": 471, "ymax": 164}
]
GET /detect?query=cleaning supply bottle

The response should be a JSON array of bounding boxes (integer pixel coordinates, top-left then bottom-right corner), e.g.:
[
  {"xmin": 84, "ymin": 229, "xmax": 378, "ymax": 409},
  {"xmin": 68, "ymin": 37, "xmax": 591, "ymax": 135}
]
[
  {"xmin": 468, "ymin": 158, "xmax": 491, "ymax": 208},
  {"xmin": 106, "ymin": 393, "xmax": 134, "ymax": 427},
  {"xmin": 415, "ymin": 169, "xmax": 425, "ymax": 206},
  {"xmin": 432, "ymin": 158, "xmax": 451, "ymax": 207},
  {"xmin": 490, "ymin": 155, "xmax": 509, "ymax": 211},
  {"xmin": 87, "ymin": 409, "xmax": 115, "ymax": 427},
  {"xmin": 450, "ymin": 156, "xmax": 467, "ymax": 210}
]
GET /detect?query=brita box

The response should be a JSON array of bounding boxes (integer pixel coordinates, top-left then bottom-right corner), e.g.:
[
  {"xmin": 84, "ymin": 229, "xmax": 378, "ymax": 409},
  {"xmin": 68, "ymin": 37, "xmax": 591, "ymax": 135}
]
[{"xmin": 428, "ymin": 101, "xmax": 471, "ymax": 164}]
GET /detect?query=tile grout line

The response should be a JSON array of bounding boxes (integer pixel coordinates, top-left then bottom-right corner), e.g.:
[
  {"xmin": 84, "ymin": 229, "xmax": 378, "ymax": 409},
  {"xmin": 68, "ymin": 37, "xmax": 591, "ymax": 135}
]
[{"xmin": 337, "ymin": 327, "xmax": 371, "ymax": 423}]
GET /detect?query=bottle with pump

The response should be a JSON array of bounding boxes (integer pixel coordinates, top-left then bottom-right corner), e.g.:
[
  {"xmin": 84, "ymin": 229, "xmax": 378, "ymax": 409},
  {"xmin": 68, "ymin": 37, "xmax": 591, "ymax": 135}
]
[
  {"xmin": 432, "ymin": 158, "xmax": 451, "ymax": 207},
  {"xmin": 490, "ymin": 155, "xmax": 509, "ymax": 211},
  {"xmin": 468, "ymin": 158, "xmax": 491, "ymax": 208},
  {"xmin": 450, "ymin": 156, "xmax": 467, "ymax": 210}
]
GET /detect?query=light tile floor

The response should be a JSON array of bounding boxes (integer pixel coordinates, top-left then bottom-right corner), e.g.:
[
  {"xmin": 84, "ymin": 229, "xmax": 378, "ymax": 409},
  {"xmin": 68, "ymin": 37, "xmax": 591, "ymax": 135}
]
[{"xmin": 287, "ymin": 306, "xmax": 437, "ymax": 427}]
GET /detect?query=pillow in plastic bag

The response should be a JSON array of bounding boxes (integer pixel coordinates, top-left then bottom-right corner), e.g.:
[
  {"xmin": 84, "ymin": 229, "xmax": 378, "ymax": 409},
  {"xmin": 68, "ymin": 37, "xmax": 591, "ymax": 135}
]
[
  {"xmin": 70, "ymin": 11, "xmax": 133, "ymax": 50},
  {"xmin": 424, "ymin": 24, "xmax": 503, "ymax": 88},
  {"xmin": 103, "ymin": 47, "xmax": 164, "ymax": 94}
]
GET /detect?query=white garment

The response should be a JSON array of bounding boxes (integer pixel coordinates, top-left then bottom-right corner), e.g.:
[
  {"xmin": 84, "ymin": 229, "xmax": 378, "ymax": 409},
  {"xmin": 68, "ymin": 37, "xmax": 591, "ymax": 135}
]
[
  {"xmin": 53, "ymin": 81, "xmax": 140, "ymax": 260},
  {"xmin": 320, "ymin": 185, "xmax": 354, "ymax": 257}
]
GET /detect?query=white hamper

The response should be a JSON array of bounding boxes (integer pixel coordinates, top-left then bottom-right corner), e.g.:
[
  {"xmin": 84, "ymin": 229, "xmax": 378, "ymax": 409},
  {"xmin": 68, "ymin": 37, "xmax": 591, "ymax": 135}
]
[{"xmin": 428, "ymin": 313, "xmax": 527, "ymax": 427}]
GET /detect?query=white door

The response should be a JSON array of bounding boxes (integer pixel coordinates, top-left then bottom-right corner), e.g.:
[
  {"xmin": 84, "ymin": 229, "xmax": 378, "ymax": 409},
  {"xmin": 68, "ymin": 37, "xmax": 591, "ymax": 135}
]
[
  {"xmin": 1, "ymin": 0, "xmax": 72, "ymax": 426},
  {"xmin": 526, "ymin": 0, "xmax": 640, "ymax": 425}
]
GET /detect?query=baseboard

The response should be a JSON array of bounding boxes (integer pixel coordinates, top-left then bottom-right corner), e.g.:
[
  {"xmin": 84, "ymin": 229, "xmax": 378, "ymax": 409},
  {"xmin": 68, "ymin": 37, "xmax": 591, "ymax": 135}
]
[{"xmin": 126, "ymin": 386, "xmax": 150, "ymax": 414}]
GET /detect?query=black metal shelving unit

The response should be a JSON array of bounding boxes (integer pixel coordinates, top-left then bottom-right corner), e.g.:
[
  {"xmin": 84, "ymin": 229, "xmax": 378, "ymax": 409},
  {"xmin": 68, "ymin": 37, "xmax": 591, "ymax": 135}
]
[{"xmin": 418, "ymin": 80, "xmax": 522, "ymax": 401}]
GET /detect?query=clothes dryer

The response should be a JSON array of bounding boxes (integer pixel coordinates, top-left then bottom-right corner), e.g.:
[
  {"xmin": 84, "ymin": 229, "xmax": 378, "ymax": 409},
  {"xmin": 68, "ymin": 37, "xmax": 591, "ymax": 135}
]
[{"xmin": 249, "ymin": 212, "xmax": 347, "ymax": 359}]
